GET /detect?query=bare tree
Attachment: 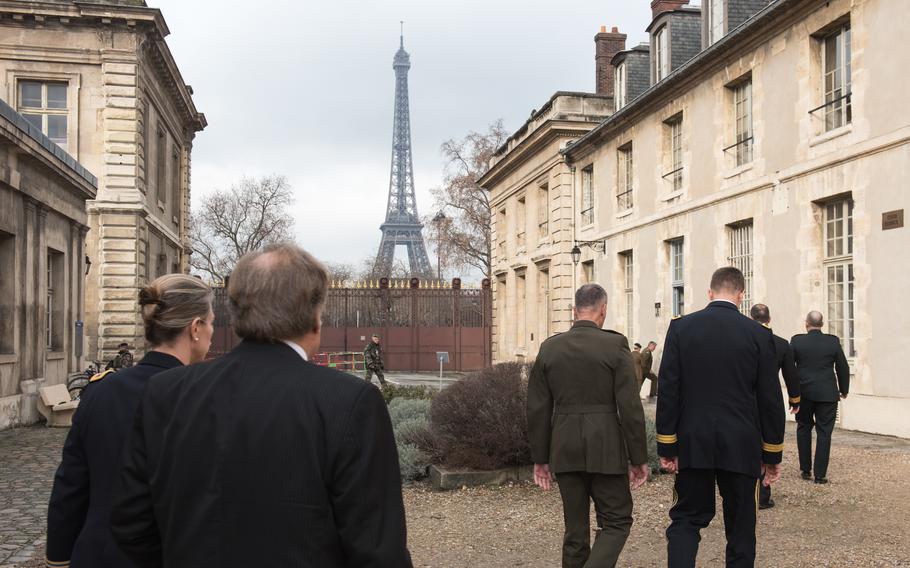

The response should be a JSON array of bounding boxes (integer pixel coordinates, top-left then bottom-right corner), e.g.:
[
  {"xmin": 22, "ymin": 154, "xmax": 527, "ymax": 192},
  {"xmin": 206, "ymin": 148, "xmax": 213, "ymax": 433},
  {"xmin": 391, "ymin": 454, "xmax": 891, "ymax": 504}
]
[
  {"xmin": 358, "ymin": 246, "xmax": 412, "ymax": 281},
  {"xmin": 324, "ymin": 261, "xmax": 358, "ymax": 285},
  {"xmin": 190, "ymin": 175, "xmax": 295, "ymax": 282},
  {"xmin": 430, "ymin": 119, "xmax": 508, "ymax": 278}
]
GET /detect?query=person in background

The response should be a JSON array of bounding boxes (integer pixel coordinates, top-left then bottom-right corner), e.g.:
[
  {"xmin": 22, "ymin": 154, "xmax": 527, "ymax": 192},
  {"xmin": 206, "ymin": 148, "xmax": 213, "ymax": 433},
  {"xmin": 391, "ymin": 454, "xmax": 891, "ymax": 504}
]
[
  {"xmin": 364, "ymin": 333, "xmax": 387, "ymax": 386},
  {"xmin": 749, "ymin": 303, "xmax": 801, "ymax": 509},
  {"xmin": 111, "ymin": 243, "xmax": 412, "ymax": 567},
  {"xmin": 631, "ymin": 343, "xmax": 644, "ymax": 394},
  {"xmin": 46, "ymin": 274, "xmax": 214, "ymax": 568},
  {"xmin": 105, "ymin": 342, "xmax": 134, "ymax": 371},
  {"xmin": 790, "ymin": 310, "xmax": 850, "ymax": 485},
  {"xmin": 642, "ymin": 341, "xmax": 658, "ymax": 399},
  {"xmin": 528, "ymin": 284, "xmax": 649, "ymax": 568}
]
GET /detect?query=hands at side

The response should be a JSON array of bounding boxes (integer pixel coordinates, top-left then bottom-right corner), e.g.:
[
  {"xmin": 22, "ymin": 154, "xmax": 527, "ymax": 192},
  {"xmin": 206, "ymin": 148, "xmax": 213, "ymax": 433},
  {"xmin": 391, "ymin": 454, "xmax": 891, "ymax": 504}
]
[{"xmin": 533, "ymin": 463, "xmax": 649, "ymax": 491}]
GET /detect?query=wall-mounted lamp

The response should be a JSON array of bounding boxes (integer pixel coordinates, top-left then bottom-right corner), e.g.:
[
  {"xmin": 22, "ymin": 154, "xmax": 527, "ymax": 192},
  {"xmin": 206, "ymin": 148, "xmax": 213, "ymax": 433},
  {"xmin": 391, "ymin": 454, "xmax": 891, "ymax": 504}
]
[
  {"xmin": 570, "ymin": 239, "xmax": 607, "ymax": 265},
  {"xmin": 84, "ymin": 255, "xmax": 92, "ymax": 276}
]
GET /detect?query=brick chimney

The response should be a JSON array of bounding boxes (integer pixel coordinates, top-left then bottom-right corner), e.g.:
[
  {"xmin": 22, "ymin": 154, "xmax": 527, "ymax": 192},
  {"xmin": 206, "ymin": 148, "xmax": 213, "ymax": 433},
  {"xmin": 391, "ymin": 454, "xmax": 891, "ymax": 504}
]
[
  {"xmin": 595, "ymin": 26, "xmax": 627, "ymax": 96},
  {"xmin": 651, "ymin": 0, "xmax": 689, "ymax": 18}
]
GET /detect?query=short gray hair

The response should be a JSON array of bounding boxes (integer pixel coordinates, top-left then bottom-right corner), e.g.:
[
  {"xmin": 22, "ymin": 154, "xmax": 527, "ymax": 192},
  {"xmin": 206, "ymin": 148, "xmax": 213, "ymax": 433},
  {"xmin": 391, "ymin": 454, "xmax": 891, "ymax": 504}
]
[
  {"xmin": 575, "ymin": 284, "xmax": 608, "ymax": 311},
  {"xmin": 806, "ymin": 310, "xmax": 824, "ymax": 328},
  {"xmin": 228, "ymin": 243, "xmax": 329, "ymax": 341}
]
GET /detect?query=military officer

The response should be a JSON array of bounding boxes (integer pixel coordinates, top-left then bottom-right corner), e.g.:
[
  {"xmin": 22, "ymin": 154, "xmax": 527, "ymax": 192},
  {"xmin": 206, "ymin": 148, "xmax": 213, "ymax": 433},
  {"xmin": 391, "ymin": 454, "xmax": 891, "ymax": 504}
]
[
  {"xmin": 749, "ymin": 303, "xmax": 801, "ymax": 509},
  {"xmin": 364, "ymin": 334, "xmax": 387, "ymax": 386},
  {"xmin": 642, "ymin": 341, "xmax": 658, "ymax": 398},
  {"xmin": 790, "ymin": 310, "xmax": 850, "ymax": 484},
  {"xmin": 528, "ymin": 284, "xmax": 649, "ymax": 568},
  {"xmin": 656, "ymin": 267, "xmax": 785, "ymax": 568},
  {"xmin": 631, "ymin": 343, "xmax": 644, "ymax": 392}
]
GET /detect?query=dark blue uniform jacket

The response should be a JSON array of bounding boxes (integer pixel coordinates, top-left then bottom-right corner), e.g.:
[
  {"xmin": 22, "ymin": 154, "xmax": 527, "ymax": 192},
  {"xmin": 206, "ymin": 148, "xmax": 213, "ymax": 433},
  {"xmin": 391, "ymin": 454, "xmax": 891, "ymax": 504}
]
[
  {"xmin": 47, "ymin": 351, "xmax": 182, "ymax": 567},
  {"xmin": 655, "ymin": 301, "xmax": 786, "ymax": 477}
]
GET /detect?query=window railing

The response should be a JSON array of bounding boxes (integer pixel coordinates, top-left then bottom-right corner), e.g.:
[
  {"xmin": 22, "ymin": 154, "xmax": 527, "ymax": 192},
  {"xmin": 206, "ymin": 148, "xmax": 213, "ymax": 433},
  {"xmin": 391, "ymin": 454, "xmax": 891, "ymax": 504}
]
[
  {"xmin": 580, "ymin": 207, "xmax": 594, "ymax": 226},
  {"xmin": 723, "ymin": 136, "xmax": 753, "ymax": 166},
  {"xmin": 616, "ymin": 190, "xmax": 633, "ymax": 211},
  {"xmin": 808, "ymin": 92, "xmax": 852, "ymax": 116}
]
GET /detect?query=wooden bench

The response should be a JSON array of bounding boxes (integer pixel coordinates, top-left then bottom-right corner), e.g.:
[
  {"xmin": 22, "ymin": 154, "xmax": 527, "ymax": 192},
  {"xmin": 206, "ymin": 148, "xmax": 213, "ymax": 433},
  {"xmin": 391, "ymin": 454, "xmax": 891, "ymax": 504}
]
[{"xmin": 36, "ymin": 384, "xmax": 80, "ymax": 427}]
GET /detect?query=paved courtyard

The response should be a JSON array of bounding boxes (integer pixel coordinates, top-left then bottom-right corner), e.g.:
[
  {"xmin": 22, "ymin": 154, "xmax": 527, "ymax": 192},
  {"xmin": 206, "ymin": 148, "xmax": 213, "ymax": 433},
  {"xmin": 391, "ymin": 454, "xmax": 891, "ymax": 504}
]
[{"xmin": 2, "ymin": 416, "xmax": 909, "ymax": 566}]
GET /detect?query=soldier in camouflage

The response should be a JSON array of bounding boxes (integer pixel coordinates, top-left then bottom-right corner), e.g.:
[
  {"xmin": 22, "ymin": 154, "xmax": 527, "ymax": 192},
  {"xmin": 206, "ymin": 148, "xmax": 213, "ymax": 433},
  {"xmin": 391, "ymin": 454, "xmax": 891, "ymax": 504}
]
[{"xmin": 364, "ymin": 334, "xmax": 387, "ymax": 386}]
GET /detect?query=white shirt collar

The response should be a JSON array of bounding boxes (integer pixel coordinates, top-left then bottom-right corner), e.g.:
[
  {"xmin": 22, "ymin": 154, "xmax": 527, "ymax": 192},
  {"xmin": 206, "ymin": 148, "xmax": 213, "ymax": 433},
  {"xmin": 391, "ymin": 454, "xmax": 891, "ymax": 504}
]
[{"xmin": 281, "ymin": 340, "xmax": 308, "ymax": 361}]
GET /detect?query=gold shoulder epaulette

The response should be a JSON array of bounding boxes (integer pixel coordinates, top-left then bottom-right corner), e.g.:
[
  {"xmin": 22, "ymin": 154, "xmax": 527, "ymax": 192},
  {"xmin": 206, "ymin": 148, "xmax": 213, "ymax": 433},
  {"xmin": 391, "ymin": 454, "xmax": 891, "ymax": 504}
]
[
  {"xmin": 672, "ymin": 315, "xmax": 682, "ymax": 320},
  {"xmin": 761, "ymin": 323, "xmax": 771, "ymax": 329},
  {"xmin": 89, "ymin": 369, "xmax": 115, "ymax": 383}
]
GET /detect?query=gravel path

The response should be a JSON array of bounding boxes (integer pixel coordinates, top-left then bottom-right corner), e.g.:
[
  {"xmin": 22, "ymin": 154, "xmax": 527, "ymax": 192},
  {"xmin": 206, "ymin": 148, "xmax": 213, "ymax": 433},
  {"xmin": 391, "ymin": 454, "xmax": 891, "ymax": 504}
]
[
  {"xmin": 405, "ymin": 428, "xmax": 910, "ymax": 567},
  {"xmin": 3, "ymin": 424, "xmax": 908, "ymax": 567}
]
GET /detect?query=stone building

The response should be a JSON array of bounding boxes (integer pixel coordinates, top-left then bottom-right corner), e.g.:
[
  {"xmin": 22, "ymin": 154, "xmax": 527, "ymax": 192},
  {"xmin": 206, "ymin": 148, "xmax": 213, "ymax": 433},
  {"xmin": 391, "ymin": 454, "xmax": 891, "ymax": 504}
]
[
  {"xmin": 484, "ymin": 0, "xmax": 910, "ymax": 437},
  {"xmin": 0, "ymin": 97, "xmax": 97, "ymax": 429},
  {"xmin": 0, "ymin": 0, "xmax": 206, "ymax": 365}
]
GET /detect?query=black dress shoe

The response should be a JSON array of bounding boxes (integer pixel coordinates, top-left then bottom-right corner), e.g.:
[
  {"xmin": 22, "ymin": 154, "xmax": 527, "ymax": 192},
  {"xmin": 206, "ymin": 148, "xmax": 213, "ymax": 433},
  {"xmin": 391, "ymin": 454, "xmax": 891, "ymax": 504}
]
[
  {"xmin": 814, "ymin": 477, "xmax": 828, "ymax": 484},
  {"xmin": 759, "ymin": 499, "xmax": 775, "ymax": 510},
  {"xmin": 801, "ymin": 471, "xmax": 812, "ymax": 480}
]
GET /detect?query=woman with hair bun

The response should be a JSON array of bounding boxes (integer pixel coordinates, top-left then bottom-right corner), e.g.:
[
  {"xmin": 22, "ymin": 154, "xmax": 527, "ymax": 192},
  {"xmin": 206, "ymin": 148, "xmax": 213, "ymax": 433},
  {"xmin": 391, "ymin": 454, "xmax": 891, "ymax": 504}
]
[{"xmin": 46, "ymin": 274, "xmax": 214, "ymax": 568}]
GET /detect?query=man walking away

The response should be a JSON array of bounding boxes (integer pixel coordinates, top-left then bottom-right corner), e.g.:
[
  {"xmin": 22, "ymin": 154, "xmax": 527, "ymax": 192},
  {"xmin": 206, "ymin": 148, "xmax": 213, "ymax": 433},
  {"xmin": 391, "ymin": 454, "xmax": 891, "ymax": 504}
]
[
  {"xmin": 111, "ymin": 243, "xmax": 412, "ymax": 567},
  {"xmin": 528, "ymin": 284, "xmax": 649, "ymax": 568},
  {"xmin": 631, "ymin": 343, "xmax": 644, "ymax": 393},
  {"xmin": 657, "ymin": 267, "xmax": 785, "ymax": 568},
  {"xmin": 642, "ymin": 341, "xmax": 658, "ymax": 399},
  {"xmin": 749, "ymin": 303, "xmax": 801, "ymax": 509},
  {"xmin": 791, "ymin": 310, "xmax": 850, "ymax": 484},
  {"xmin": 364, "ymin": 334, "xmax": 387, "ymax": 386}
]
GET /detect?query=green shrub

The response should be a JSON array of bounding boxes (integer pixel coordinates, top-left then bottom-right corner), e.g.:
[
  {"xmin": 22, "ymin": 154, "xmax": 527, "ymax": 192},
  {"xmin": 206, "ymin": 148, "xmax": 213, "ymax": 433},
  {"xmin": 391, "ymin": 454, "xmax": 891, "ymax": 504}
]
[
  {"xmin": 381, "ymin": 382, "xmax": 434, "ymax": 404},
  {"xmin": 397, "ymin": 442, "xmax": 429, "ymax": 483},
  {"xmin": 424, "ymin": 361, "xmax": 532, "ymax": 470},
  {"xmin": 645, "ymin": 417, "xmax": 660, "ymax": 475},
  {"xmin": 388, "ymin": 398, "xmax": 431, "ymax": 428}
]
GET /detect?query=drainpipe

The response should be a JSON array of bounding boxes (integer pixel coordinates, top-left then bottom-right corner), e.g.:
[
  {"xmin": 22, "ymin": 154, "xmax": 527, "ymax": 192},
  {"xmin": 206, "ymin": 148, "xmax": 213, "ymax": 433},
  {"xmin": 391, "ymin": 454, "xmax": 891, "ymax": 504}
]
[{"xmin": 567, "ymin": 158, "xmax": 577, "ymax": 325}]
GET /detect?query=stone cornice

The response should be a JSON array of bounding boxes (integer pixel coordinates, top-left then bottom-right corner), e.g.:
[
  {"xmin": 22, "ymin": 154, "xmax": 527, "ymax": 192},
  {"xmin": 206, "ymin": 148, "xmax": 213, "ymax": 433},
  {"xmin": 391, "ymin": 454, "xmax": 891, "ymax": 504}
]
[{"xmin": 479, "ymin": 121, "xmax": 597, "ymax": 191}]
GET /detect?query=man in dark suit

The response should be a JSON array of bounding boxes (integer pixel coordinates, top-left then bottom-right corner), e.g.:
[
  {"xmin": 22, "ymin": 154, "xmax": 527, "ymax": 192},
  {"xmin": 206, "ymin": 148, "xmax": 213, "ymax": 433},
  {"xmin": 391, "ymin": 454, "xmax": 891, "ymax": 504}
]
[
  {"xmin": 528, "ymin": 284, "xmax": 649, "ymax": 568},
  {"xmin": 110, "ymin": 244, "xmax": 412, "ymax": 567},
  {"xmin": 657, "ymin": 267, "xmax": 785, "ymax": 568},
  {"xmin": 749, "ymin": 303, "xmax": 800, "ymax": 509},
  {"xmin": 790, "ymin": 310, "xmax": 850, "ymax": 484}
]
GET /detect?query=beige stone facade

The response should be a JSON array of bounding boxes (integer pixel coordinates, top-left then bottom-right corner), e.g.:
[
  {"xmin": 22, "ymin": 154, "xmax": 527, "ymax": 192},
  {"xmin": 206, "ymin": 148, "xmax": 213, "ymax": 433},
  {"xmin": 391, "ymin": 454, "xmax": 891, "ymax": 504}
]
[
  {"xmin": 0, "ymin": 96, "xmax": 97, "ymax": 429},
  {"xmin": 485, "ymin": 0, "xmax": 910, "ymax": 438},
  {"xmin": 0, "ymin": 0, "xmax": 205, "ymax": 365}
]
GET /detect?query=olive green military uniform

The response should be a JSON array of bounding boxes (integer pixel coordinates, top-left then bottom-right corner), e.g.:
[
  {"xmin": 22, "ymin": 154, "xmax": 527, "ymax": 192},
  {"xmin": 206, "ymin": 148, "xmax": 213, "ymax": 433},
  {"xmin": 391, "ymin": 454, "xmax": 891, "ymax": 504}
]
[
  {"xmin": 528, "ymin": 320, "xmax": 648, "ymax": 568},
  {"xmin": 630, "ymin": 349, "xmax": 644, "ymax": 392},
  {"xmin": 641, "ymin": 348, "xmax": 657, "ymax": 397}
]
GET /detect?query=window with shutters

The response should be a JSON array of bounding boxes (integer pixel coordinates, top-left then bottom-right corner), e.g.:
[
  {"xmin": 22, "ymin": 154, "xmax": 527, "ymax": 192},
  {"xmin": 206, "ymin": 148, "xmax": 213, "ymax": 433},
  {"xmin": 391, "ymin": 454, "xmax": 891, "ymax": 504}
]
[{"xmin": 823, "ymin": 198, "xmax": 855, "ymax": 356}]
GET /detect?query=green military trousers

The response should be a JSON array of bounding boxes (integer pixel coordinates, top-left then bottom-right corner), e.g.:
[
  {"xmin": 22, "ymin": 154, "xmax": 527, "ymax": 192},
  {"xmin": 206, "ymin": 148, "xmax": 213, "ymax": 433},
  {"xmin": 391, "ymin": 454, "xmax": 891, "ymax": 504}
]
[{"xmin": 555, "ymin": 472, "xmax": 633, "ymax": 568}]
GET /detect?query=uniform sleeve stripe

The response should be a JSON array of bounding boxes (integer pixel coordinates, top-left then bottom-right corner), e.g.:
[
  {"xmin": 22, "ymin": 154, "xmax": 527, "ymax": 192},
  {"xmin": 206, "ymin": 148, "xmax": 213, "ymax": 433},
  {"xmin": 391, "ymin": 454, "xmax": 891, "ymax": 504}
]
[
  {"xmin": 46, "ymin": 559, "xmax": 71, "ymax": 567},
  {"xmin": 762, "ymin": 441, "xmax": 784, "ymax": 453},
  {"xmin": 789, "ymin": 396, "xmax": 801, "ymax": 404},
  {"xmin": 656, "ymin": 433, "xmax": 678, "ymax": 444}
]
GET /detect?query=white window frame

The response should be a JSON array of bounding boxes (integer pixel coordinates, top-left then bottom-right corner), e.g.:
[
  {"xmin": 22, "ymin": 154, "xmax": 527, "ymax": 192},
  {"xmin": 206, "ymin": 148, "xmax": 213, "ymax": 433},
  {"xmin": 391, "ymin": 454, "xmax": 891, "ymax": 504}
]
[
  {"xmin": 581, "ymin": 166, "xmax": 594, "ymax": 226},
  {"xmin": 728, "ymin": 221, "xmax": 754, "ymax": 314},
  {"xmin": 18, "ymin": 80, "xmax": 68, "ymax": 148},
  {"xmin": 46, "ymin": 254, "xmax": 54, "ymax": 349},
  {"xmin": 537, "ymin": 183, "xmax": 549, "ymax": 239},
  {"xmin": 655, "ymin": 27, "xmax": 670, "ymax": 82},
  {"xmin": 617, "ymin": 144, "xmax": 634, "ymax": 211},
  {"xmin": 623, "ymin": 251, "xmax": 634, "ymax": 340},
  {"xmin": 733, "ymin": 80, "xmax": 753, "ymax": 167},
  {"xmin": 665, "ymin": 116, "xmax": 683, "ymax": 192},
  {"xmin": 709, "ymin": 0, "xmax": 725, "ymax": 45},
  {"xmin": 822, "ymin": 23, "xmax": 852, "ymax": 132},
  {"xmin": 670, "ymin": 239, "xmax": 685, "ymax": 317},
  {"xmin": 516, "ymin": 195, "xmax": 526, "ymax": 249},
  {"xmin": 823, "ymin": 199, "xmax": 855, "ymax": 356},
  {"xmin": 615, "ymin": 63, "xmax": 627, "ymax": 110}
]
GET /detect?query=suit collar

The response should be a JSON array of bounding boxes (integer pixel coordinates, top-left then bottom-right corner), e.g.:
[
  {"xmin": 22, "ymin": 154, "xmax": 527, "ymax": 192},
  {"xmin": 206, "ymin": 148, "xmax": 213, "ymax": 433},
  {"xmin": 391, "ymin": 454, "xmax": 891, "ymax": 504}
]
[
  {"xmin": 808, "ymin": 329, "xmax": 823, "ymax": 335},
  {"xmin": 572, "ymin": 319, "xmax": 601, "ymax": 330},
  {"xmin": 138, "ymin": 351, "xmax": 184, "ymax": 370},
  {"xmin": 707, "ymin": 300, "xmax": 739, "ymax": 311}
]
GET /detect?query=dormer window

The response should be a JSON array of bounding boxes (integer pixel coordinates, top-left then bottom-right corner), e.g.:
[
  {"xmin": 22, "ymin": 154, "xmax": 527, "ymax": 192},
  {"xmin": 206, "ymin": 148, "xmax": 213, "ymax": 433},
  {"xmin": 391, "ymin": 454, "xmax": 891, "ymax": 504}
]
[
  {"xmin": 655, "ymin": 27, "xmax": 670, "ymax": 81},
  {"xmin": 615, "ymin": 62, "xmax": 627, "ymax": 109}
]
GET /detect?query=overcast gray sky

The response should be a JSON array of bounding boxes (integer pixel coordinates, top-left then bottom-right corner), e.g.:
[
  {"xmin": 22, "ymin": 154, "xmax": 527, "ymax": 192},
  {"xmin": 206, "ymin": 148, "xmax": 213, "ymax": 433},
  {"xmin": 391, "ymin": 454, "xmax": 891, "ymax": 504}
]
[{"xmin": 153, "ymin": 0, "xmax": 656, "ymax": 270}]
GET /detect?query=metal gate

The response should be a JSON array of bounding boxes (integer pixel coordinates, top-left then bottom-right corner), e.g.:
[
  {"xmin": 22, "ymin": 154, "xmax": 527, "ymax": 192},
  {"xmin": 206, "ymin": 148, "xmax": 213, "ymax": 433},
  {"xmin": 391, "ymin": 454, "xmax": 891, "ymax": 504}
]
[{"xmin": 210, "ymin": 278, "xmax": 492, "ymax": 372}]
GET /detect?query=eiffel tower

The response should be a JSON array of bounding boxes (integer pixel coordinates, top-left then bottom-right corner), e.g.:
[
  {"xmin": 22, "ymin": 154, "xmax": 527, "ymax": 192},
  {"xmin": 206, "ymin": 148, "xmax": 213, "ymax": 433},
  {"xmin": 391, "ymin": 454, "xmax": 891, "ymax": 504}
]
[{"xmin": 375, "ymin": 25, "xmax": 433, "ymax": 278}]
